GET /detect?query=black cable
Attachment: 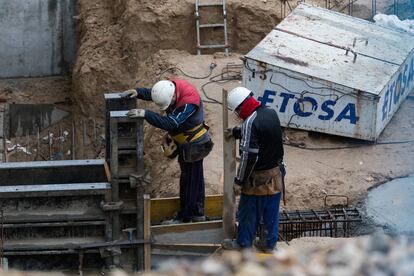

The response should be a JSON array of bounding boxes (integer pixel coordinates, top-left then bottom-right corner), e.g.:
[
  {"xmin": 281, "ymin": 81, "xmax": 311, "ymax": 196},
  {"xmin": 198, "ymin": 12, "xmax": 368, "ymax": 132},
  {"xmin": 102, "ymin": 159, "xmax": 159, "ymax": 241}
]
[
  {"xmin": 199, "ymin": 66, "xmax": 242, "ymax": 105},
  {"xmin": 247, "ymin": 61, "xmax": 377, "ymax": 101},
  {"xmin": 158, "ymin": 66, "xmax": 214, "ymax": 80}
]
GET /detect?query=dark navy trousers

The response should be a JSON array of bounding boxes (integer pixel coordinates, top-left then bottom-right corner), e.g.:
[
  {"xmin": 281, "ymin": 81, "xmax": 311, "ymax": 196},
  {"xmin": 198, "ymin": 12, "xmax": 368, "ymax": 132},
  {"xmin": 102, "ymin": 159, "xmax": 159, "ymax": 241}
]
[
  {"xmin": 177, "ymin": 154, "xmax": 205, "ymax": 221},
  {"xmin": 236, "ymin": 192, "xmax": 281, "ymax": 249}
]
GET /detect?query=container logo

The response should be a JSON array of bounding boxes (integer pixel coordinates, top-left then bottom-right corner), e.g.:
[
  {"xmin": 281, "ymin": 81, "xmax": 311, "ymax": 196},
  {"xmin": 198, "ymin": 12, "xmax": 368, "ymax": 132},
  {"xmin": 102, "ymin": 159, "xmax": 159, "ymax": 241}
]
[
  {"xmin": 381, "ymin": 56, "xmax": 414, "ymax": 122},
  {"xmin": 258, "ymin": 90, "xmax": 359, "ymax": 125}
]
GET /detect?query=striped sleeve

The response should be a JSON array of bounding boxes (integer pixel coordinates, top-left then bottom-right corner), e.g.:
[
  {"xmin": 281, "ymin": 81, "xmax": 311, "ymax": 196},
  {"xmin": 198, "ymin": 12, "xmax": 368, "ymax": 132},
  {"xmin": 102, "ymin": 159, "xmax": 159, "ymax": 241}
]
[{"xmin": 236, "ymin": 111, "xmax": 259, "ymax": 183}]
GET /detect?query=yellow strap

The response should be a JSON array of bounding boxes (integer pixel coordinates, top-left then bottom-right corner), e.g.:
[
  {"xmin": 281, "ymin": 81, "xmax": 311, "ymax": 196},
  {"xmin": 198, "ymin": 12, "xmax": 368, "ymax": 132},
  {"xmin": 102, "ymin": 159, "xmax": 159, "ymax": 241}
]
[{"xmin": 172, "ymin": 124, "xmax": 207, "ymax": 144}]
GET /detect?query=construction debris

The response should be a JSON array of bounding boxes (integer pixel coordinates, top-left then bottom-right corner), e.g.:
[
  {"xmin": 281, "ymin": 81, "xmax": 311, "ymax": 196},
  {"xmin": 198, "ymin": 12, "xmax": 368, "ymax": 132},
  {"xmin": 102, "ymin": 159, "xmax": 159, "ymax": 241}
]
[{"xmin": 143, "ymin": 235, "xmax": 414, "ymax": 276}]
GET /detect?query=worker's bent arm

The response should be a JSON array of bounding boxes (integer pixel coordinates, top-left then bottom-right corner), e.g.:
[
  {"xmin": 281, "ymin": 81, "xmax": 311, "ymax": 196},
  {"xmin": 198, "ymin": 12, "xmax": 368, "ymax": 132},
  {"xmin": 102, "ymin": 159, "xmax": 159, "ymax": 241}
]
[
  {"xmin": 136, "ymin": 88, "xmax": 152, "ymax": 101},
  {"xmin": 144, "ymin": 104, "xmax": 197, "ymax": 131}
]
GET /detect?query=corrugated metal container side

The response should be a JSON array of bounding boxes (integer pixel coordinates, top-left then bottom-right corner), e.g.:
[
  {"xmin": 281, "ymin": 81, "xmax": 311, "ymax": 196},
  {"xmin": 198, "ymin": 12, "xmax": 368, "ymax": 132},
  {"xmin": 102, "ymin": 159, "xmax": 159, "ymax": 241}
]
[{"xmin": 242, "ymin": 3, "xmax": 414, "ymax": 141}]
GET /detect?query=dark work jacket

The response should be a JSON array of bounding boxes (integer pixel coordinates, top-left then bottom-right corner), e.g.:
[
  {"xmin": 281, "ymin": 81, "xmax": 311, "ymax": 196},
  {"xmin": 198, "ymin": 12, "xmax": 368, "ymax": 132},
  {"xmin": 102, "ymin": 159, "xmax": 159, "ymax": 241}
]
[{"xmin": 235, "ymin": 105, "xmax": 284, "ymax": 183}]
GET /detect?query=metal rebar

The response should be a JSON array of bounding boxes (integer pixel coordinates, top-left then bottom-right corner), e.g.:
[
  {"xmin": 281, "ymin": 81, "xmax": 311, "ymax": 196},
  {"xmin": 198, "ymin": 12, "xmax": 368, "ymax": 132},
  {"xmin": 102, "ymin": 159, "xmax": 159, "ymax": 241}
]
[
  {"xmin": 279, "ymin": 208, "xmax": 361, "ymax": 241},
  {"xmin": 36, "ymin": 127, "xmax": 40, "ymax": 161},
  {"xmin": 59, "ymin": 124, "xmax": 63, "ymax": 160},
  {"xmin": 14, "ymin": 137, "xmax": 18, "ymax": 162},
  {"xmin": 48, "ymin": 130, "xmax": 52, "ymax": 160},
  {"xmin": 72, "ymin": 120, "xmax": 75, "ymax": 160},
  {"xmin": 26, "ymin": 134, "xmax": 29, "ymax": 161},
  {"xmin": 82, "ymin": 120, "xmax": 86, "ymax": 159},
  {"xmin": 93, "ymin": 119, "xmax": 97, "ymax": 149},
  {"xmin": 0, "ymin": 209, "xmax": 3, "ymax": 268}
]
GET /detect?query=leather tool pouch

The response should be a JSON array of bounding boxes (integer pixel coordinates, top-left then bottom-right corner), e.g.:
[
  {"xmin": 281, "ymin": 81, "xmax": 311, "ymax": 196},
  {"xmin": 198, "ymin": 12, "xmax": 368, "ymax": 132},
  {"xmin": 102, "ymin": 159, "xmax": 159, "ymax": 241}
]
[{"xmin": 182, "ymin": 138, "xmax": 214, "ymax": 163}]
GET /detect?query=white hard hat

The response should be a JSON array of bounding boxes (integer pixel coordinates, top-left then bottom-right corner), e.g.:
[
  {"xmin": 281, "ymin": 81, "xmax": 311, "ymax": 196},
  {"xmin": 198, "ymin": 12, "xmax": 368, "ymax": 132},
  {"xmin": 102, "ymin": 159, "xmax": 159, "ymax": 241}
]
[
  {"xmin": 151, "ymin": 80, "xmax": 176, "ymax": 110},
  {"xmin": 227, "ymin": 87, "xmax": 252, "ymax": 112}
]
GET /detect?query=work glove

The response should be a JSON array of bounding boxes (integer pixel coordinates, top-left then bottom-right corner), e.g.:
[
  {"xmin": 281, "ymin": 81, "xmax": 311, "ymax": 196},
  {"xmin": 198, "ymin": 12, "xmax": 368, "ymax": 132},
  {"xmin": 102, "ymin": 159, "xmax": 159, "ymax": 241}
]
[
  {"xmin": 233, "ymin": 184, "xmax": 241, "ymax": 197},
  {"xmin": 120, "ymin": 89, "xmax": 138, "ymax": 98},
  {"xmin": 224, "ymin": 128, "xmax": 233, "ymax": 139},
  {"xmin": 126, "ymin": 109, "xmax": 146, "ymax": 118},
  {"xmin": 232, "ymin": 126, "xmax": 242, "ymax": 139},
  {"xmin": 234, "ymin": 176, "xmax": 246, "ymax": 187}
]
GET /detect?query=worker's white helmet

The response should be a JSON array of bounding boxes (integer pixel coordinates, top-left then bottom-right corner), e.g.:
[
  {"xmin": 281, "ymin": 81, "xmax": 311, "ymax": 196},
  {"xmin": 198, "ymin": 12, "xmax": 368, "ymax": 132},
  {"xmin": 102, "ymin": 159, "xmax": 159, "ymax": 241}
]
[
  {"xmin": 227, "ymin": 87, "xmax": 252, "ymax": 112},
  {"xmin": 151, "ymin": 80, "xmax": 176, "ymax": 110}
]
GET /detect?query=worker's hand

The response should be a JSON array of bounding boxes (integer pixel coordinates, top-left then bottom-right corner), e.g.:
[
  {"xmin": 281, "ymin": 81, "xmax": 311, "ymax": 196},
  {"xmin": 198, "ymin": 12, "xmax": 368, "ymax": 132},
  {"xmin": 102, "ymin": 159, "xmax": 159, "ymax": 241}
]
[
  {"xmin": 127, "ymin": 109, "xmax": 146, "ymax": 118},
  {"xmin": 233, "ymin": 184, "xmax": 241, "ymax": 196},
  {"xmin": 120, "ymin": 89, "xmax": 138, "ymax": 98},
  {"xmin": 224, "ymin": 128, "xmax": 233, "ymax": 139},
  {"xmin": 232, "ymin": 126, "xmax": 242, "ymax": 139},
  {"xmin": 234, "ymin": 177, "xmax": 245, "ymax": 187}
]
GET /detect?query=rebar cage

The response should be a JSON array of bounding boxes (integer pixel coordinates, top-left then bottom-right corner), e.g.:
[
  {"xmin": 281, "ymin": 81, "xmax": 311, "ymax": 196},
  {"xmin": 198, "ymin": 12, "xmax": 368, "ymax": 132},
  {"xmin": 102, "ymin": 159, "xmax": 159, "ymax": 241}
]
[{"xmin": 279, "ymin": 208, "xmax": 362, "ymax": 241}]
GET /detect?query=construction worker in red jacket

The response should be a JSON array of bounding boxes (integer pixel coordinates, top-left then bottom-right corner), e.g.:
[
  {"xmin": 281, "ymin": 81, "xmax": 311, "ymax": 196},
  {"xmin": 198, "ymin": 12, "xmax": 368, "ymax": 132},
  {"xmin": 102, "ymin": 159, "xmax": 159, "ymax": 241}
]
[
  {"xmin": 121, "ymin": 79, "xmax": 213, "ymax": 224},
  {"xmin": 223, "ymin": 86, "xmax": 285, "ymax": 252}
]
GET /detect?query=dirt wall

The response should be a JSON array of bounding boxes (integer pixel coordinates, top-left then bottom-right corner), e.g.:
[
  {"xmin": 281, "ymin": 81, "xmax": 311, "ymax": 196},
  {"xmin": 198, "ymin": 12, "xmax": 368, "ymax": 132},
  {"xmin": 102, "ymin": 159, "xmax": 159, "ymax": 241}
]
[{"xmin": 72, "ymin": 0, "xmax": 282, "ymax": 117}]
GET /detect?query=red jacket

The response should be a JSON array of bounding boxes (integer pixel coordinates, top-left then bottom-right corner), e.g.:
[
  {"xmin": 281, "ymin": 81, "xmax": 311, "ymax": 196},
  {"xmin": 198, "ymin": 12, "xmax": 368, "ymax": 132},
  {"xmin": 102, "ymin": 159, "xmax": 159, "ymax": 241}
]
[{"xmin": 172, "ymin": 79, "xmax": 201, "ymax": 108}]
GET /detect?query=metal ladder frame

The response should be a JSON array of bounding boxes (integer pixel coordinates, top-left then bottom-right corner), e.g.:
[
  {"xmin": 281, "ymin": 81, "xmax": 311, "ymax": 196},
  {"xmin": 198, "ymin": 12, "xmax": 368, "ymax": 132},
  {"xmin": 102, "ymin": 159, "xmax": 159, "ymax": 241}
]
[{"xmin": 195, "ymin": 0, "xmax": 229, "ymax": 55}]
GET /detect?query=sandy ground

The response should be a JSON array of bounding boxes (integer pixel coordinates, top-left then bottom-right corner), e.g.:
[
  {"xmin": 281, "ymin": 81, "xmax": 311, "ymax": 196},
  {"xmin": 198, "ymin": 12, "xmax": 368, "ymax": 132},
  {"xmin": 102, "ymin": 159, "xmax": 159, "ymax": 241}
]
[{"xmin": 137, "ymin": 51, "xmax": 414, "ymax": 210}]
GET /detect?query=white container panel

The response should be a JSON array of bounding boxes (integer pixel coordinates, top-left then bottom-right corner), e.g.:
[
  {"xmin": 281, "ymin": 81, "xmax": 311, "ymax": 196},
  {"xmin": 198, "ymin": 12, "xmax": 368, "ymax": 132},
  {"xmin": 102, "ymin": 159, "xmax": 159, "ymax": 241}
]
[{"xmin": 243, "ymin": 60, "xmax": 378, "ymax": 140}]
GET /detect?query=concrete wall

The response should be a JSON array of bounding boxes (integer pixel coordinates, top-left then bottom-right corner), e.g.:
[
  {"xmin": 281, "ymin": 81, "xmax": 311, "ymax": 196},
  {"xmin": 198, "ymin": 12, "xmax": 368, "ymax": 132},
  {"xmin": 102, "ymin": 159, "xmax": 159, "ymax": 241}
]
[{"xmin": 0, "ymin": 0, "xmax": 77, "ymax": 78}]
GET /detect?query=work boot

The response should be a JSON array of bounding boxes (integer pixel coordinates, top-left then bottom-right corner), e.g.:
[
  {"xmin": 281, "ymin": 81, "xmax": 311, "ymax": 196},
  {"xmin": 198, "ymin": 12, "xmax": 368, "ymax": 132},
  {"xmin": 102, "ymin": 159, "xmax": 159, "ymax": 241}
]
[
  {"xmin": 221, "ymin": 239, "xmax": 241, "ymax": 250},
  {"xmin": 161, "ymin": 214, "xmax": 191, "ymax": 225},
  {"xmin": 161, "ymin": 218, "xmax": 184, "ymax": 225},
  {"xmin": 191, "ymin": 215, "xmax": 206, "ymax": 222},
  {"xmin": 253, "ymin": 239, "xmax": 275, "ymax": 253}
]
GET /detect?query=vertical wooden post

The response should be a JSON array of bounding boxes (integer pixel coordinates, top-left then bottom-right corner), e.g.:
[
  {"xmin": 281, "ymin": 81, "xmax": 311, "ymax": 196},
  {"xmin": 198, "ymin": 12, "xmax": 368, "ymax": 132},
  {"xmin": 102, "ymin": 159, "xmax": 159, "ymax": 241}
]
[
  {"xmin": 222, "ymin": 89, "xmax": 237, "ymax": 239},
  {"xmin": 143, "ymin": 194, "xmax": 151, "ymax": 271}
]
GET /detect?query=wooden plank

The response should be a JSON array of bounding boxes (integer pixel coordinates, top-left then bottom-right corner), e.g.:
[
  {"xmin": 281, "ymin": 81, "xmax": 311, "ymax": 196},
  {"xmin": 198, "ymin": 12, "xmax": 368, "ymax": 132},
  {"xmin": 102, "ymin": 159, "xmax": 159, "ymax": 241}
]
[
  {"xmin": 151, "ymin": 221, "xmax": 222, "ymax": 235},
  {"xmin": 152, "ymin": 243, "xmax": 220, "ymax": 254},
  {"xmin": 148, "ymin": 195, "xmax": 223, "ymax": 223},
  {"xmin": 151, "ymin": 221, "xmax": 223, "ymax": 244},
  {"xmin": 222, "ymin": 89, "xmax": 236, "ymax": 239},
  {"xmin": 104, "ymin": 161, "xmax": 112, "ymax": 182}
]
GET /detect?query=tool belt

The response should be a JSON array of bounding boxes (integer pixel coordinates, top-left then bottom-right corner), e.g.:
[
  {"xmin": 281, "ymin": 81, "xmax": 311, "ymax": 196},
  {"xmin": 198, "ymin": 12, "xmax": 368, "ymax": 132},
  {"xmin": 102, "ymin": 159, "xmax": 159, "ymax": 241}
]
[
  {"xmin": 250, "ymin": 166, "xmax": 281, "ymax": 188},
  {"xmin": 242, "ymin": 162, "xmax": 286, "ymax": 200},
  {"xmin": 171, "ymin": 123, "xmax": 209, "ymax": 145},
  {"xmin": 172, "ymin": 122, "xmax": 213, "ymax": 163}
]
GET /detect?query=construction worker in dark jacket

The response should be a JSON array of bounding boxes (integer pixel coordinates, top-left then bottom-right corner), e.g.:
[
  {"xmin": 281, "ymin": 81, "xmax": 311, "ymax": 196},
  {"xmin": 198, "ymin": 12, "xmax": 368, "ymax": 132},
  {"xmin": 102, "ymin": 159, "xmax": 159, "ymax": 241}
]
[
  {"xmin": 121, "ymin": 79, "xmax": 213, "ymax": 224},
  {"xmin": 223, "ymin": 86, "xmax": 285, "ymax": 252}
]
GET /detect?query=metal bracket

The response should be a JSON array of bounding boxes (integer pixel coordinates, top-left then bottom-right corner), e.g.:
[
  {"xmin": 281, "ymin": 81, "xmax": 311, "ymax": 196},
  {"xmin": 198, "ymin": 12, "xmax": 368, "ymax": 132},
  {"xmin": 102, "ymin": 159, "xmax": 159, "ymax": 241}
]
[
  {"xmin": 129, "ymin": 169, "xmax": 151, "ymax": 188},
  {"xmin": 101, "ymin": 200, "xmax": 124, "ymax": 211},
  {"xmin": 99, "ymin": 246, "xmax": 122, "ymax": 258}
]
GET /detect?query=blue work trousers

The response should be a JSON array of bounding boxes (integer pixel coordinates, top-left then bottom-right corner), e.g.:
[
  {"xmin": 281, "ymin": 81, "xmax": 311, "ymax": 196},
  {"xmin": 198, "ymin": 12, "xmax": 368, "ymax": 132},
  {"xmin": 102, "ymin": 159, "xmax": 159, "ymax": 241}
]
[
  {"xmin": 177, "ymin": 154, "xmax": 205, "ymax": 221},
  {"xmin": 236, "ymin": 192, "xmax": 281, "ymax": 249}
]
